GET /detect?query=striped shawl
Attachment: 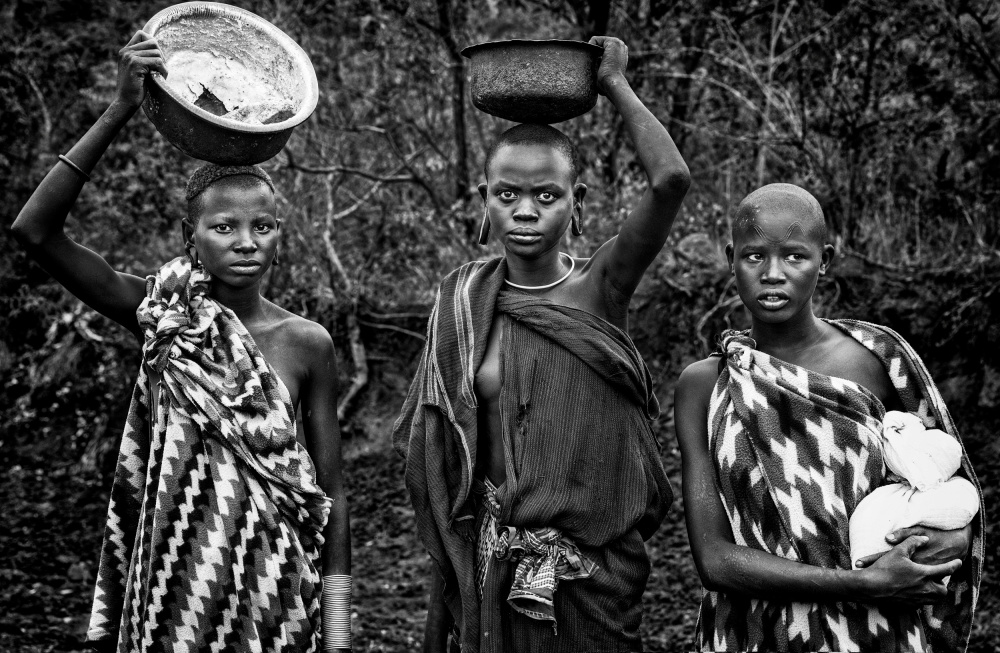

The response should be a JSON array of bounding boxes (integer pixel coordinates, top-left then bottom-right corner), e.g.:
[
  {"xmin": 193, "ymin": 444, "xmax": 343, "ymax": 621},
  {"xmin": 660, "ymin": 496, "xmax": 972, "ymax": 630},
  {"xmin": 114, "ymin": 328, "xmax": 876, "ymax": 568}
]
[{"xmin": 87, "ymin": 256, "xmax": 331, "ymax": 652}]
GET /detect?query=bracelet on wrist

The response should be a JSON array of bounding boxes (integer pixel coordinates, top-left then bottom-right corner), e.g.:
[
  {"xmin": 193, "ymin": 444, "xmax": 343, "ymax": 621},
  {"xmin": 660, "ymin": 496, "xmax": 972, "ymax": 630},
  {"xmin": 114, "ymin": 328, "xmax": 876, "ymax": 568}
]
[{"xmin": 57, "ymin": 154, "xmax": 92, "ymax": 182}]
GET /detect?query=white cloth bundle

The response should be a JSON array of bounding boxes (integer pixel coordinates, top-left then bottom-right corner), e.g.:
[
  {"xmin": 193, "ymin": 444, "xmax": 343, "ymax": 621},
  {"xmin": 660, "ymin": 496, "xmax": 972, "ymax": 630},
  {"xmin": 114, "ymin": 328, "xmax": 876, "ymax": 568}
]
[
  {"xmin": 849, "ymin": 477, "xmax": 979, "ymax": 565},
  {"xmin": 849, "ymin": 411, "xmax": 978, "ymax": 567},
  {"xmin": 881, "ymin": 411, "xmax": 962, "ymax": 491}
]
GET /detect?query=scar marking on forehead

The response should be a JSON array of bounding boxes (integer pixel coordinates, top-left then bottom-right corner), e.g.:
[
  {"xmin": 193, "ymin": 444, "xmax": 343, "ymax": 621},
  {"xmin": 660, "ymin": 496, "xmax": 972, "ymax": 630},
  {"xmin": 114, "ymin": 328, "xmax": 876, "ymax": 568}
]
[{"xmin": 751, "ymin": 220, "xmax": 804, "ymax": 244}]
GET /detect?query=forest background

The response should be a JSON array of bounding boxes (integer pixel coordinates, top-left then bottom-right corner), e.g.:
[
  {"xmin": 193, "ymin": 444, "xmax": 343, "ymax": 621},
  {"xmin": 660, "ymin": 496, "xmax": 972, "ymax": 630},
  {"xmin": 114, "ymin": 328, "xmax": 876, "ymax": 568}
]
[{"xmin": 1, "ymin": 0, "xmax": 998, "ymax": 650}]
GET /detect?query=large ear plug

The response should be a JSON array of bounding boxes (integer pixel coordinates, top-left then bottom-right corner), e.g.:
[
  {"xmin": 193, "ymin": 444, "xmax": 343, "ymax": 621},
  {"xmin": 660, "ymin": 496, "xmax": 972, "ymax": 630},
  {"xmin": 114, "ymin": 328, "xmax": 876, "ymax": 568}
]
[
  {"xmin": 571, "ymin": 203, "xmax": 584, "ymax": 237},
  {"xmin": 478, "ymin": 206, "xmax": 491, "ymax": 245}
]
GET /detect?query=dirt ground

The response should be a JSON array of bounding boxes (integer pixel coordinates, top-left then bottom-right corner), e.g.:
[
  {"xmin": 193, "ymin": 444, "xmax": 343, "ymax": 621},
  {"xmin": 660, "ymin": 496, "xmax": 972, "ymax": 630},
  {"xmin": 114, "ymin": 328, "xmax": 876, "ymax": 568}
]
[{"xmin": 3, "ymin": 404, "xmax": 997, "ymax": 652}]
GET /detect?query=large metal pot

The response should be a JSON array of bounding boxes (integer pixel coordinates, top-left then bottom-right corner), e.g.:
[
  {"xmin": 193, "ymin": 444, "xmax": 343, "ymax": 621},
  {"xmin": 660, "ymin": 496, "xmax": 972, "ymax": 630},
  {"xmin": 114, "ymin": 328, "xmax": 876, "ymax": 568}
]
[
  {"xmin": 141, "ymin": 2, "xmax": 318, "ymax": 165},
  {"xmin": 462, "ymin": 39, "xmax": 602, "ymax": 124}
]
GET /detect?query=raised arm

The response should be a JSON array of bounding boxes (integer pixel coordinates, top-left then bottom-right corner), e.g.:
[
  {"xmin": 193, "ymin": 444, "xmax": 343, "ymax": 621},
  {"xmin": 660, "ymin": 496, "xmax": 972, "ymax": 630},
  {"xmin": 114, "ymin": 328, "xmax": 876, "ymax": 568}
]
[
  {"xmin": 299, "ymin": 325, "xmax": 351, "ymax": 651},
  {"xmin": 673, "ymin": 359, "xmax": 961, "ymax": 606},
  {"xmin": 589, "ymin": 36, "xmax": 691, "ymax": 300},
  {"xmin": 10, "ymin": 31, "xmax": 167, "ymax": 336}
]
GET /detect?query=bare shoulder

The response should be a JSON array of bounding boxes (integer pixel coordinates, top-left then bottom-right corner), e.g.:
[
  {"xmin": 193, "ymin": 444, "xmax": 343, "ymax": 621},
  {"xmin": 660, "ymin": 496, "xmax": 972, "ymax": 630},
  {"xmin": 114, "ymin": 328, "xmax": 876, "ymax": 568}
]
[
  {"xmin": 677, "ymin": 357, "xmax": 722, "ymax": 402},
  {"xmin": 819, "ymin": 323, "xmax": 898, "ymax": 407},
  {"xmin": 674, "ymin": 357, "xmax": 722, "ymax": 448},
  {"xmin": 562, "ymin": 237, "xmax": 628, "ymax": 320},
  {"xmin": 263, "ymin": 301, "xmax": 336, "ymax": 359},
  {"xmin": 577, "ymin": 236, "xmax": 621, "ymax": 294}
]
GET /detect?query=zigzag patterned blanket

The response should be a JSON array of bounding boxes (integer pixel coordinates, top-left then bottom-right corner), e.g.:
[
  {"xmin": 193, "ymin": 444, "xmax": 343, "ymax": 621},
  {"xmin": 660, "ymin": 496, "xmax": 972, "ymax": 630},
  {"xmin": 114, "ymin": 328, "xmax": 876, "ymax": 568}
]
[
  {"xmin": 699, "ymin": 319, "xmax": 983, "ymax": 652},
  {"xmin": 87, "ymin": 256, "xmax": 331, "ymax": 652}
]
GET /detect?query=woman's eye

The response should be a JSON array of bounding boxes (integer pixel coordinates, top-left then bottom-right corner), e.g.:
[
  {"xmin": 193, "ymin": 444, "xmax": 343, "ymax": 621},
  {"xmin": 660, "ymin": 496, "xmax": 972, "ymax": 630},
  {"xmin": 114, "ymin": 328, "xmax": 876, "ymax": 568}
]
[
  {"xmin": 787, "ymin": 253, "xmax": 805, "ymax": 262},
  {"xmin": 746, "ymin": 253, "xmax": 763, "ymax": 262}
]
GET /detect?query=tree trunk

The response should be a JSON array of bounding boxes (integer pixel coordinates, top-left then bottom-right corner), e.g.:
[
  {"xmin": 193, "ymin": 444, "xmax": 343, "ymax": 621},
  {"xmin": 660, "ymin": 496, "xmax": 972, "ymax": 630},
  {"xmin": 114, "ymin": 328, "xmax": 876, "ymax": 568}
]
[{"xmin": 436, "ymin": 0, "xmax": 469, "ymax": 202}]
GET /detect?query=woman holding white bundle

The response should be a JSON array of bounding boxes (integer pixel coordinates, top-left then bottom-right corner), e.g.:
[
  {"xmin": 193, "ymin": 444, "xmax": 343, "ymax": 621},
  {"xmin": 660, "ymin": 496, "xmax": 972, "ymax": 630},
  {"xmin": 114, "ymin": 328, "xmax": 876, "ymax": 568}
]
[{"xmin": 674, "ymin": 182, "xmax": 984, "ymax": 652}]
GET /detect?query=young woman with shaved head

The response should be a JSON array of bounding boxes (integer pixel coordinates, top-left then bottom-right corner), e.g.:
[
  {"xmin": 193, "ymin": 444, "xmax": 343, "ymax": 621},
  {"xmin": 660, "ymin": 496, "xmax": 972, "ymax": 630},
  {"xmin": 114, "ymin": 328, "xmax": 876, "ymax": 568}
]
[{"xmin": 673, "ymin": 183, "xmax": 983, "ymax": 652}]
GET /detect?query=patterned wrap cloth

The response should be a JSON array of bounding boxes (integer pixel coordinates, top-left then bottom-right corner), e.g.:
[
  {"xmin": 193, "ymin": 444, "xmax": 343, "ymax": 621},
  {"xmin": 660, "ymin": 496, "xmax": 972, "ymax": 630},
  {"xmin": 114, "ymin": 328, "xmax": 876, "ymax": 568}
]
[
  {"xmin": 475, "ymin": 478, "xmax": 597, "ymax": 629},
  {"xmin": 393, "ymin": 257, "xmax": 671, "ymax": 653},
  {"xmin": 87, "ymin": 256, "xmax": 331, "ymax": 652},
  {"xmin": 699, "ymin": 320, "xmax": 983, "ymax": 652}
]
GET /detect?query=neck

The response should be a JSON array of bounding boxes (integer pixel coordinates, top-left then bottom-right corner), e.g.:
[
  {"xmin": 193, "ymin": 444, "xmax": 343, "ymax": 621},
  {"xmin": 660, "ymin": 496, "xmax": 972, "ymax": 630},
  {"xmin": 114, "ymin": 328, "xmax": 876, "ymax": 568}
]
[
  {"xmin": 209, "ymin": 281, "xmax": 267, "ymax": 325},
  {"xmin": 504, "ymin": 247, "xmax": 568, "ymax": 287},
  {"xmin": 750, "ymin": 305, "xmax": 826, "ymax": 357}
]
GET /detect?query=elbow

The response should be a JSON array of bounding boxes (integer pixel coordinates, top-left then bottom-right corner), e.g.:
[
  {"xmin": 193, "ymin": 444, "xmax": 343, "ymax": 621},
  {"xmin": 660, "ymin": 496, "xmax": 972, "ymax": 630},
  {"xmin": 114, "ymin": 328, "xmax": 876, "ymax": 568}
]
[
  {"xmin": 696, "ymin": 558, "xmax": 726, "ymax": 593},
  {"xmin": 10, "ymin": 215, "xmax": 46, "ymax": 248},
  {"xmin": 693, "ymin": 546, "xmax": 735, "ymax": 593},
  {"xmin": 9, "ymin": 220, "xmax": 37, "ymax": 248},
  {"xmin": 650, "ymin": 165, "xmax": 692, "ymax": 199}
]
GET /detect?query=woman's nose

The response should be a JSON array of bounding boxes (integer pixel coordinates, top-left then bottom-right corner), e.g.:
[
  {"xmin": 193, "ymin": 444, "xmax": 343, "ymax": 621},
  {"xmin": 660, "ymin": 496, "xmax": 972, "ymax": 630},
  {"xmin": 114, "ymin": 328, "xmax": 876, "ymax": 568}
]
[
  {"xmin": 234, "ymin": 233, "xmax": 258, "ymax": 252},
  {"xmin": 761, "ymin": 258, "xmax": 785, "ymax": 282},
  {"xmin": 513, "ymin": 200, "xmax": 538, "ymax": 221}
]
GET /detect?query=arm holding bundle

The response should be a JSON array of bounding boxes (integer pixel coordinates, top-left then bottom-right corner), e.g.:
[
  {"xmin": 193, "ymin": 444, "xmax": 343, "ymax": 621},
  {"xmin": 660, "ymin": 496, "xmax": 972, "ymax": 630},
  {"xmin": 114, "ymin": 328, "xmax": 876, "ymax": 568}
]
[{"xmin": 674, "ymin": 359, "xmax": 961, "ymax": 606}]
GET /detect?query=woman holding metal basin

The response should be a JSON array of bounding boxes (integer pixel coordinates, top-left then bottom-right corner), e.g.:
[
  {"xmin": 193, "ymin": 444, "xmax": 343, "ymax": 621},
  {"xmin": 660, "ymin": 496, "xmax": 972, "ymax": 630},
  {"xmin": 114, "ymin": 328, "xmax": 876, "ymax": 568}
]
[
  {"xmin": 394, "ymin": 36, "xmax": 690, "ymax": 653},
  {"xmin": 11, "ymin": 27, "xmax": 351, "ymax": 653}
]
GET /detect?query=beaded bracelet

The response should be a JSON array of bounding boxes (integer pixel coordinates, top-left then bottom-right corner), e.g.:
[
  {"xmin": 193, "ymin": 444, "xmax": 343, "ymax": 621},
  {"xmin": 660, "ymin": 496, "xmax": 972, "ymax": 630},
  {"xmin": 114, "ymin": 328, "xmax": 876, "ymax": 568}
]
[
  {"xmin": 58, "ymin": 154, "xmax": 92, "ymax": 182},
  {"xmin": 322, "ymin": 574, "xmax": 352, "ymax": 650}
]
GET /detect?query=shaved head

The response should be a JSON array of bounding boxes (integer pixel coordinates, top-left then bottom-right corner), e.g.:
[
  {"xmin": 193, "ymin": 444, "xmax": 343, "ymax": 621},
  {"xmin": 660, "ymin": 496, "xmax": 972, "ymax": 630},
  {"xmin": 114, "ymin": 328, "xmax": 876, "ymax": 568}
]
[{"xmin": 733, "ymin": 183, "xmax": 826, "ymax": 244}]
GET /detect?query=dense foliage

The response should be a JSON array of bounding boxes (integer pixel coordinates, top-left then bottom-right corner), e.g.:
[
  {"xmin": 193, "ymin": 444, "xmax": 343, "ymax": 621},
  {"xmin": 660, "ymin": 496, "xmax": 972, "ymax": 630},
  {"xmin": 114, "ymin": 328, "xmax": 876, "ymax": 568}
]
[{"xmin": 1, "ymin": 0, "xmax": 997, "ymax": 650}]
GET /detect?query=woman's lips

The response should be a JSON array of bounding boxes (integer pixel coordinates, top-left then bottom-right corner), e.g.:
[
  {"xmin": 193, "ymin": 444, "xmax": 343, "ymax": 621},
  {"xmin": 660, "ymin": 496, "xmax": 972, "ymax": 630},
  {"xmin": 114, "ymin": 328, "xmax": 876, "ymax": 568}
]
[
  {"xmin": 757, "ymin": 292, "xmax": 789, "ymax": 310},
  {"xmin": 230, "ymin": 260, "xmax": 262, "ymax": 273},
  {"xmin": 508, "ymin": 230, "xmax": 541, "ymax": 244}
]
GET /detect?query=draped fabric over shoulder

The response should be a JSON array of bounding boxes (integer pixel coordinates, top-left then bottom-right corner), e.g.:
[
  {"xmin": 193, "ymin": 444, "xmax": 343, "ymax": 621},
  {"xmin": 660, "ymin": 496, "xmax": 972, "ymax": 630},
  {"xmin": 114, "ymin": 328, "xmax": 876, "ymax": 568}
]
[
  {"xmin": 87, "ymin": 256, "xmax": 331, "ymax": 653},
  {"xmin": 700, "ymin": 319, "xmax": 983, "ymax": 653},
  {"xmin": 393, "ymin": 258, "xmax": 672, "ymax": 653}
]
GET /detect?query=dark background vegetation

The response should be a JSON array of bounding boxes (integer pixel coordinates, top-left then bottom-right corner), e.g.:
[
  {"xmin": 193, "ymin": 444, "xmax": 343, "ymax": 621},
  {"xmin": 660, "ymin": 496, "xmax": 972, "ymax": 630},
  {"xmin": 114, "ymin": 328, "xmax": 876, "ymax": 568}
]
[{"xmin": 1, "ymin": 0, "xmax": 997, "ymax": 650}]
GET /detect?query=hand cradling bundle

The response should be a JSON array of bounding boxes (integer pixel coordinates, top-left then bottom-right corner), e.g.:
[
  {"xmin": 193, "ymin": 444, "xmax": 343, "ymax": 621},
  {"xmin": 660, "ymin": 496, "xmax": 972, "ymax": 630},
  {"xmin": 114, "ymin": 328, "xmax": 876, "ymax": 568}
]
[{"xmin": 848, "ymin": 411, "xmax": 979, "ymax": 567}]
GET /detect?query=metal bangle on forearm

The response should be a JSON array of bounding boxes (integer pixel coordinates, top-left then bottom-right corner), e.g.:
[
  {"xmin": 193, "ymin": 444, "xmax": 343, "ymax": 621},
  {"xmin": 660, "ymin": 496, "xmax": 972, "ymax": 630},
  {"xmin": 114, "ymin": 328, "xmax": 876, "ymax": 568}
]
[
  {"xmin": 322, "ymin": 574, "xmax": 352, "ymax": 650},
  {"xmin": 57, "ymin": 154, "xmax": 92, "ymax": 182}
]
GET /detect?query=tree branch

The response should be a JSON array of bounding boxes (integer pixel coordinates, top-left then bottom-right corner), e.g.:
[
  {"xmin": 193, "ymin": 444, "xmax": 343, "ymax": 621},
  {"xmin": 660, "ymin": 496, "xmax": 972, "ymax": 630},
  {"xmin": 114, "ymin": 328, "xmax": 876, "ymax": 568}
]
[{"xmin": 284, "ymin": 149, "xmax": 415, "ymax": 183}]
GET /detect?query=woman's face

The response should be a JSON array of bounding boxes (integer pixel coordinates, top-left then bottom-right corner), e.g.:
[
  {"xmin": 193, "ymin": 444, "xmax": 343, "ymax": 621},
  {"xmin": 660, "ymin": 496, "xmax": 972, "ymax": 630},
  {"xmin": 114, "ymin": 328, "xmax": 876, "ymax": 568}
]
[
  {"xmin": 727, "ymin": 206, "xmax": 832, "ymax": 325},
  {"xmin": 480, "ymin": 143, "xmax": 583, "ymax": 260},
  {"xmin": 189, "ymin": 178, "xmax": 279, "ymax": 288}
]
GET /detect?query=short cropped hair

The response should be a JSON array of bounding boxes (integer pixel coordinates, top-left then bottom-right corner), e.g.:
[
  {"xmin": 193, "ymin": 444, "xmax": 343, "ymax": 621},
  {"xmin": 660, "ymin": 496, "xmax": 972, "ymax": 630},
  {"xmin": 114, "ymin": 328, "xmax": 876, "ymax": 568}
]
[
  {"xmin": 733, "ymin": 183, "xmax": 827, "ymax": 243},
  {"xmin": 484, "ymin": 123, "xmax": 580, "ymax": 182},
  {"xmin": 185, "ymin": 164, "xmax": 275, "ymax": 223}
]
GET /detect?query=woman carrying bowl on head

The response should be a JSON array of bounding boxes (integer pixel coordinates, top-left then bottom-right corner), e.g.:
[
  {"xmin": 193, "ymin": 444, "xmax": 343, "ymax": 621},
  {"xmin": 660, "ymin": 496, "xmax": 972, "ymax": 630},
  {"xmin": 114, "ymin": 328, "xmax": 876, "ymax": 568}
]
[
  {"xmin": 12, "ymin": 31, "xmax": 351, "ymax": 653},
  {"xmin": 393, "ymin": 36, "xmax": 690, "ymax": 652}
]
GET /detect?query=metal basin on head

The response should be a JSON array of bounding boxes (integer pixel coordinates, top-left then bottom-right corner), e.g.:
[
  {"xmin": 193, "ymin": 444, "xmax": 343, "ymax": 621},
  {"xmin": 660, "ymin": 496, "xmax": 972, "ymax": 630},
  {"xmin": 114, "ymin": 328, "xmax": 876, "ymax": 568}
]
[
  {"xmin": 141, "ymin": 1, "xmax": 318, "ymax": 165},
  {"xmin": 462, "ymin": 39, "xmax": 602, "ymax": 124}
]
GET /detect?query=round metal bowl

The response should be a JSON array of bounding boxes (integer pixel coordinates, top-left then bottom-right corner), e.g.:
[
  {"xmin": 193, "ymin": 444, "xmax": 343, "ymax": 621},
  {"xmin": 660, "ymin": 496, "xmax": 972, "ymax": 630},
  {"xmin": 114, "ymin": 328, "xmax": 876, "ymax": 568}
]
[
  {"xmin": 462, "ymin": 39, "xmax": 602, "ymax": 124},
  {"xmin": 141, "ymin": 2, "xmax": 318, "ymax": 165}
]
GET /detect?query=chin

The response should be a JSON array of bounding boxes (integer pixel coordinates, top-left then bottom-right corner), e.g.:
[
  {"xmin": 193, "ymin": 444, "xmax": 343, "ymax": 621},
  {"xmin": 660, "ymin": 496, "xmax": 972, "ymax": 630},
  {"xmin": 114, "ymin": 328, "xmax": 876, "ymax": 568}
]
[
  {"xmin": 214, "ymin": 269, "xmax": 268, "ymax": 287},
  {"xmin": 504, "ymin": 238, "xmax": 558, "ymax": 259},
  {"xmin": 750, "ymin": 310, "xmax": 792, "ymax": 324},
  {"xmin": 749, "ymin": 301, "xmax": 809, "ymax": 325}
]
